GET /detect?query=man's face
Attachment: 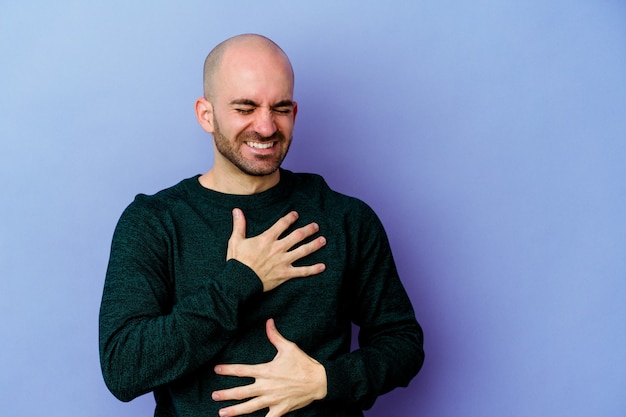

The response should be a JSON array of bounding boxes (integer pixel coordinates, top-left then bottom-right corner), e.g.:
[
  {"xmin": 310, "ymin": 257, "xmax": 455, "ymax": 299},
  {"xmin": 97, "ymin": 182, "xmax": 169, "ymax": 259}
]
[{"xmin": 208, "ymin": 46, "xmax": 297, "ymax": 177}]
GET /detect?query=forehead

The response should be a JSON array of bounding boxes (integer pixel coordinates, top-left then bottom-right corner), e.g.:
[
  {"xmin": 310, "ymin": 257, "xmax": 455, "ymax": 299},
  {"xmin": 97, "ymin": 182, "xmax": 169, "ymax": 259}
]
[{"xmin": 214, "ymin": 44, "xmax": 294, "ymax": 102}]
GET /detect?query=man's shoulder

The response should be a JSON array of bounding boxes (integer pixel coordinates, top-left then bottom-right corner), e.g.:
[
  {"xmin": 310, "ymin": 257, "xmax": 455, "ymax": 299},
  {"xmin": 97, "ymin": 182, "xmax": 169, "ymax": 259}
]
[
  {"xmin": 288, "ymin": 170, "xmax": 344, "ymax": 199},
  {"xmin": 287, "ymin": 170, "xmax": 328, "ymax": 191},
  {"xmin": 125, "ymin": 176, "xmax": 199, "ymax": 215},
  {"xmin": 286, "ymin": 170, "xmax": 372, "ymax": 213}
]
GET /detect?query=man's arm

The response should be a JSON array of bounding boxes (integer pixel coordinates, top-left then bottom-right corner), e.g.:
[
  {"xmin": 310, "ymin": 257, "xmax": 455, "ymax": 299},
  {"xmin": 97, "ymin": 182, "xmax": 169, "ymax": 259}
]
[
  {"xmin": 322, "ymin": 201, "xmax": 424, "ymax": 408},
  {"xmin": 99, "ymin": 203, "xmax": 326, "ymax": 402}
]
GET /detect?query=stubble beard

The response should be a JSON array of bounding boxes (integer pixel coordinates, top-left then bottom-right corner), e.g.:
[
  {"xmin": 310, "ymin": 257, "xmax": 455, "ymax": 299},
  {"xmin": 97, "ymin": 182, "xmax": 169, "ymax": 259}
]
[{"xmin": 212, "ymin": 116, "xmax": 292, "ymax": 177}]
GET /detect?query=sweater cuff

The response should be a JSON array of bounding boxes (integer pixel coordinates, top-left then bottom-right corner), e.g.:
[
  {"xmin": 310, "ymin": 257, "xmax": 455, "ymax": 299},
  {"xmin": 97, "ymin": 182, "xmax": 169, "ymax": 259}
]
[
  {"xmin": 319, "ymin": 357, "xmax": 358, "ymax": 403},
  {"xmin": 219, "ymin": 259, "xmax": 264, "ymax": 302}
]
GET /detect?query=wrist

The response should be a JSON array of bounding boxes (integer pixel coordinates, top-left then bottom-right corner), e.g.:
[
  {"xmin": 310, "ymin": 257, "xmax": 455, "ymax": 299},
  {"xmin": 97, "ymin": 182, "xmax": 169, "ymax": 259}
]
[{"xmin": 312, "ymin": 360, "xmax": 328, "ymax": 401}]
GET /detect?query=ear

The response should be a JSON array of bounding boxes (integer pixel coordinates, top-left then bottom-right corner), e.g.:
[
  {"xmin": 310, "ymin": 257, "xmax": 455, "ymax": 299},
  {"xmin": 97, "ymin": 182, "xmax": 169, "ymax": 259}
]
[
  {"xmin": 292, "ymin": 100, "xmax": 298, "ymax": 123},
  {"xmin": 195, "ymin": 97, "xmax": 215, "ymax": 134}
]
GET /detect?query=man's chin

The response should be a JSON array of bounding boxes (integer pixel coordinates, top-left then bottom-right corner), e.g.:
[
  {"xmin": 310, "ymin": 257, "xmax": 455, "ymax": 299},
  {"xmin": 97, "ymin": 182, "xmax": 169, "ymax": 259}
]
[
  {"xmin": 245, "ymin": 166, "xmax": 281, "ymax": 177},
  {"xmin": 234, "ymin": 159, "xmax": 281, "ymax": 177}
]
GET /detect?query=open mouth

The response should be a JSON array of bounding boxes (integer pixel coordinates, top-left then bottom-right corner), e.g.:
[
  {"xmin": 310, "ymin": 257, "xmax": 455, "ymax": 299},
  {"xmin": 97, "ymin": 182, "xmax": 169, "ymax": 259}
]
[{"xmin": 246, "ymin": 141, "xmax": 275, "ymax": 149}]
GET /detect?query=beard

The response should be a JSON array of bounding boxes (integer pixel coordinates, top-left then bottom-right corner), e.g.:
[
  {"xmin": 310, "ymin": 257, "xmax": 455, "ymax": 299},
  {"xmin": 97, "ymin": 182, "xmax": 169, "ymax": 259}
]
[{"xmin": 212, "ymin": 116, "xmax": 292, "ymax": 177}]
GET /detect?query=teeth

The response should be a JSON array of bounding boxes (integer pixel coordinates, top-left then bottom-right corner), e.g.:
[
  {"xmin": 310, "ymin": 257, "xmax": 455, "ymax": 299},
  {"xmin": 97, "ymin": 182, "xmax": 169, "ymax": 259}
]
[{"xmin": 247, "ymin": 142, "xmax": 274, "ymax": 149}]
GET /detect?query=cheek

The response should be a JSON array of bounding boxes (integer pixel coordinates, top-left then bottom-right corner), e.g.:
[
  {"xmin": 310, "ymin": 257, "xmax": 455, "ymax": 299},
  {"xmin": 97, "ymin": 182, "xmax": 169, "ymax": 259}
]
[
  {"xmin": 277, "ymin": 118, "xmax": 295, "ymax": 135},
  {"xmin": 223, "ymin": 119, "xmax": 251, "ymax": 138}
]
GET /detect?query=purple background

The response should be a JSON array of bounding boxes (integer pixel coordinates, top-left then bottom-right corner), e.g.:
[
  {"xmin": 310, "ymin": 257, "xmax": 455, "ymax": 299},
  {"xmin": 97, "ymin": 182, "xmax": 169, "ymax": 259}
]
[{"xmin": 1, "ymin": 1, "xmax": 625, "ymax": 416}]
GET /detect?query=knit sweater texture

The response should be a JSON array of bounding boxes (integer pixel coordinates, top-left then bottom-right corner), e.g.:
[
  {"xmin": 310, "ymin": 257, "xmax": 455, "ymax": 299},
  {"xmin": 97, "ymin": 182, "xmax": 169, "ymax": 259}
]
[{"xmin": 99, "ymin": 170, "xmax": 424, "ymax": 416}]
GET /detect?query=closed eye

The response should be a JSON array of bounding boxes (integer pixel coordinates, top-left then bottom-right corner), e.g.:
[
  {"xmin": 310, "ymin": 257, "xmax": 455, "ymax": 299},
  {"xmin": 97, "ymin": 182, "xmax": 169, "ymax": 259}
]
[
  {"xmin": 234, "ymin": 107, "xmax": 255, "ymax": 115},
  {"xmin": 229, "ymin": 99, "xmax": 294, "ymax": 115},
  {"xmin": 272, "ymin": 100, "xmax": 294, "ymax": 115},
  {"xmin": 272, "ymin": 107, "xmax": 292, "ymax": 115}
]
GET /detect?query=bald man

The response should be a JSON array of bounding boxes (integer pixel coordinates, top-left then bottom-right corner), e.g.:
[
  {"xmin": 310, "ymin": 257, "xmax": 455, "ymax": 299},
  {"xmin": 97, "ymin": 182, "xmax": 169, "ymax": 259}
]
[{"xmin": 99, "ymin": 34, "xmax": 424, "ymax": 417}]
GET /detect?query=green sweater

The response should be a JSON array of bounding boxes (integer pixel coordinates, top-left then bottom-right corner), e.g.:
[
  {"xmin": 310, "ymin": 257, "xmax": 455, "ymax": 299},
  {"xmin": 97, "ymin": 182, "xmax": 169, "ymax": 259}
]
[{"xmin": 99, "ymin": 170, "xmax": 424, "ymax": 416}]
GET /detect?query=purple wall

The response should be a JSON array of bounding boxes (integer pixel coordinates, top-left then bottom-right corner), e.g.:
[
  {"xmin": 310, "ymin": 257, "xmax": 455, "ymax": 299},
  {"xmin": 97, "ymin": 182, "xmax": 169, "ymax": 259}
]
[{"xmin": 1, "ymin": 1, "xmax": 625, "ymax": 416}]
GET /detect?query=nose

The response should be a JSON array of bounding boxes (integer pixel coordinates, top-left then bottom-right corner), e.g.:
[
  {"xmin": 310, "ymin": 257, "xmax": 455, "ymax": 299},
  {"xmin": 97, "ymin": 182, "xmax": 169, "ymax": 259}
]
[{"xmin": 253, "ymin": 109, "xmax": 277, "ymax": 138}]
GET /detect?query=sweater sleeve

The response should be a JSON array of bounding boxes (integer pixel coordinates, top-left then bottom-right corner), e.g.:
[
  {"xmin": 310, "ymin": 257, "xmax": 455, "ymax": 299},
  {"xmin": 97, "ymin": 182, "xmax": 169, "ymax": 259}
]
[
  {"xmin": 320, "ymin": 202, "xmax": 424, "ymax": 409},
  {"xmin": 98, "ymin": 198, "xmax": 263, "ymax": 402}
]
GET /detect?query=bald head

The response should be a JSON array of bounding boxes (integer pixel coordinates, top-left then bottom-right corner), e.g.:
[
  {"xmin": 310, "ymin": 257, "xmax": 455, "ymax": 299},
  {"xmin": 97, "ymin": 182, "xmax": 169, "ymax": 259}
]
[{"xmin": 202, "ymin": 34, "xmax": 294, "ymax": 100}]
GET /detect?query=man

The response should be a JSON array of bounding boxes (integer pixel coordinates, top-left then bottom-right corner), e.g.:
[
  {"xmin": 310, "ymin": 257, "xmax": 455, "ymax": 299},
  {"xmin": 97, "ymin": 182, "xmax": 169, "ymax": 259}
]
[{"xmin": 99, "ymin": 34, "xmax": 424, "ymax": 417}]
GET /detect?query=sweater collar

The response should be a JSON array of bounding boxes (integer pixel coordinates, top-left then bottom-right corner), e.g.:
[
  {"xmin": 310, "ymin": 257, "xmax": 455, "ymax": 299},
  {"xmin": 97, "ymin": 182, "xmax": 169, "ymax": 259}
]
[{"xmin": 186, "ymin": 168, "xmax": 295, "ymax": 211}]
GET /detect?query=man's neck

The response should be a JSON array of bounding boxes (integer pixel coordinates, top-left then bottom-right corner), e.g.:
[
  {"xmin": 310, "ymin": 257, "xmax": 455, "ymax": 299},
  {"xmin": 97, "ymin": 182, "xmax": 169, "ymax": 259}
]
[{"xmin": 198, "ymin": 167, "xmax": 280, "ymax": 195}]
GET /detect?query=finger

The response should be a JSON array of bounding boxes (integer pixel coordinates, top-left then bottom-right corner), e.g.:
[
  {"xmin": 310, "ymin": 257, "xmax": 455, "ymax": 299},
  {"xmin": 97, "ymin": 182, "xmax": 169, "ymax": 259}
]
[
  {"xmin": 212, "ymin": 382, "xmax": 258, "ymax": 402},
  {"xmin": 264, "ymin": 211, "xmax": 299, "ymax": 239},
  {"xmin": 289, "ymin": 263, "xmax": 326, "ymax": 278},
  {"xmin": 230, "ymin": 208, "xmax": 246, "ymax": 240},
  {"xmin": 214, "ymin": 363, "xmax": 260, "ymax": 378},
  {"xmin": 217, "ymin": 396, "xmax": 269, "ymax": 417},
  {"xmin": 286, "ymin": 235, "xmax": 326, "ymax": 262},
  {"xmin": 281, "ymin": 222, "xmax": 321, "ymax": 250}
]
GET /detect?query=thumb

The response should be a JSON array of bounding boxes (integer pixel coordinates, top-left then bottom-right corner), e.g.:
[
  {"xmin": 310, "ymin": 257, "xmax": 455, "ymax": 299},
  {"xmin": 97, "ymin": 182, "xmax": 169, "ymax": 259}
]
[
  {"xmin": 266, "ymin": 318, "xmax": 289, "ymax": 350},
  {"xmin": 230, "ymin": 208, "xmax": 246, "ymax": 240}
]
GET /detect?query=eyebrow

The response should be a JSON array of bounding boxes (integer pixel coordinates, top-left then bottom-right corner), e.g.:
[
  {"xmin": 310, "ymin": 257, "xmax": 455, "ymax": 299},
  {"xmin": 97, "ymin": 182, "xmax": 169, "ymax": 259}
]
[{"xmin": 229, "ymin": 98, "xmax": 294, "ymax": 108}]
